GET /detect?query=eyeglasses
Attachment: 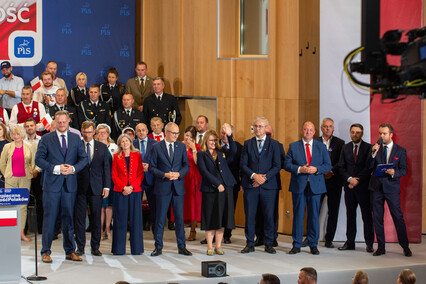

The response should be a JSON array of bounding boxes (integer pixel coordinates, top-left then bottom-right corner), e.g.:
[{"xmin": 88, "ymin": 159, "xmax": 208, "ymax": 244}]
[{"xmin": 167, "ymin": 130, "xmax": 180, "ymax": 136}]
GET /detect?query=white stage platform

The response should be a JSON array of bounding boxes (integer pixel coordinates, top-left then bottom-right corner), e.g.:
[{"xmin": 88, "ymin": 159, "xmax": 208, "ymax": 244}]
[{"xmin": 19, "ymin": 228, "xmax": 426, "ymax": 284}]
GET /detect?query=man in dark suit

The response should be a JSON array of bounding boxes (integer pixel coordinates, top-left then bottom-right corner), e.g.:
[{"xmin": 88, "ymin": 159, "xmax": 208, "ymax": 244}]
[
  {"xmin": 149, "ymin": 122, "xmax": 191, "ymax": 256},
  {"xmin": 112, "ymin": 93, "xmax": 145, "ymax": 140},
  {"xmin": 125, "ymin": 61, "xmax": 153, "ymax": 111},
  {"xmin": 49, "ymin": 88, "xmax": 79, "ymax": 129},
  {"xmin": 142, "ymin": 77, "xmax": 182, "ymax": 130},
  {"xmin": 337, "ymin": 123, "xmax": 374, "ymax": 253},
  {"xmin": 312, "ymin": 118, "xmax": 344, "ymax": 248},
  {"xmin": 240, "ymin": 117, "xmax": 281, "ymax": 254},
  {"xmin": 134, "ymin": 123, "xmax": 157, "ymax": 233},
  {"xmin": 35, "ymin": 111, "xmax": 88, "ymax": 263},
  {"xmin": 77, "ymin": 84, "xmax": 111, "ymax": 129},
  {"xmin": 74, "ymin": 121, "xmax": 111, "ymax": 257},
  {"xmin": 284, "ymin": 121, "xmax": 331, "ymax": 255},
  {"xmin": 369, "ymin": 123, "xmax": 411, "ymax": 257}
]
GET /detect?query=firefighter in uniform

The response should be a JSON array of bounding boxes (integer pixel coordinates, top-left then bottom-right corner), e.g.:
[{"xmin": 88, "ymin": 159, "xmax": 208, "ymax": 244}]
[
  {"xmin": 77, "ymin": 84, "xmax": 111, "ymax": 129},
  {"xmin": 112, "ymin": 93, "xmax": 145, "ymax": 140},
  {"xmin": 48, "ymin": 89, "xmax": 79, "ymax": 129}
]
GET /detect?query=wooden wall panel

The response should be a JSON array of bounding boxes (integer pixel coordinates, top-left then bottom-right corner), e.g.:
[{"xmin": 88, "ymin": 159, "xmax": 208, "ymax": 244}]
[{"xmin": 423, "ymin": 0, "xmax": 426, "ymax": 233}]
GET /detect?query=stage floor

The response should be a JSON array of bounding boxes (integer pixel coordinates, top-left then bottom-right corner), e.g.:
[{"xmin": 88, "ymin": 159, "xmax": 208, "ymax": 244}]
[{"xmin": 18, "ymin": 228, "xmax": 426, "ymax": 284}]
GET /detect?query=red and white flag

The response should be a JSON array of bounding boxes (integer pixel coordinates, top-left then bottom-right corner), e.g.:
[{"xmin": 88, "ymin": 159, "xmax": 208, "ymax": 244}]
[
  {"xmin": 41, "ymin": 114, "xmax": 53, "ymax": 131},
  {"xmin": 30, "ymin": 76, "xmax": 42, "ymax": 93},
  {"xmin": 0, "ymin": 210, "xmax": 17, "ymax": 226}
]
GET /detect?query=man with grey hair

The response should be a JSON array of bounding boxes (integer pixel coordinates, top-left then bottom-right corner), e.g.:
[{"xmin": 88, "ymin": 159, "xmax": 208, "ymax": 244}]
[{"xmin": 240, "ymin": 117, "xmax": 281, "ymax": 254}]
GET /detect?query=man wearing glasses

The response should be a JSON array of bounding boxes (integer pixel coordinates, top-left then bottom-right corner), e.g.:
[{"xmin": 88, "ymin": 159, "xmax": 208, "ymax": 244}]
[{"xmin": 149, "ymin": 122, "xmax": 191, "ymax": 256}]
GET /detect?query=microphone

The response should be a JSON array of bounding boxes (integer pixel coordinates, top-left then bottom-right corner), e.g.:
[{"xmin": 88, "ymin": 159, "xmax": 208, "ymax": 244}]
[{"xmin": 372, "ymin": 137, "xmax": 383, "ymax": 154}]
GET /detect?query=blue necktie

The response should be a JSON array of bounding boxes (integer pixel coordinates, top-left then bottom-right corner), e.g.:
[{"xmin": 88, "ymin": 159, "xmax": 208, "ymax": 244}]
[
  {"xmin": 258, "ymin": 139, "xmax": 263, "ymax": 154},
  {"xmin": 169, "ymin": 143, "xmax": 174, "ymax": 162},
  {"xmin": 384, "ymin": 145, "xmax": 388, "ymax": 163},
  {"xmin": 61, "ymin": 134, "xmax": 67, "ymax": 156},
  {"xmin": 86, "ymin": 142, "xmax": 91, "ymax": 165},
  {"xmin": 140, "ymin": 140, "xmax": 145, "ymax": 160}
]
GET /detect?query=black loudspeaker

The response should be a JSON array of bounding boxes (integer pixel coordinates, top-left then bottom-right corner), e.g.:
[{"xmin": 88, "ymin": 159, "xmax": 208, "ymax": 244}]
[{"xmin": 201, "ymin": 261, "xmax": 227, "ymax": 278}]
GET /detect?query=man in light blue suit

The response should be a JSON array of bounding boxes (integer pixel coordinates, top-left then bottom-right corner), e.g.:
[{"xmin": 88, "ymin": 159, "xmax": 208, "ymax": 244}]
[
  {"xmin": 35, "ymin": 111, "xmax": 88, "ymax": 263},
  {"xmin": 284, "ymin": 121, "xmax": 331, "ymax": 255},
  {"xmin": 149, "ymin": 122, "xmax": 191, "ymax": 256},
  {"xmin": 134, "ymin": 123, "xmax": 157, "ymax": 233}
]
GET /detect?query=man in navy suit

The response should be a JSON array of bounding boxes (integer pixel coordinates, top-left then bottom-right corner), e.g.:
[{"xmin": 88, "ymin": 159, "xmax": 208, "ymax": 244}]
[
  {"xmin": 74, "ymin": 121, "xmax": 110, "ymax": 257},
  {"xmin": 240, "ymin": 117, "xmax": 281, "ymax": 254},
  {"xmin": 369, "ymin": 123, "xmax": 411, "ymax": 257},
  {"xmin": 134, "ymin": 123, "xmax": 157, "ymax": 233},
  {"xmin": 35, "ymin": 111, "xmax": 88, "ymax": 263},
  {"xmin": 284, "ymin": 121, "xmax": 331, "ymax": 255},
  {"xmin": 337, "ymin": 123, "xmax": 374, "ymax": 253},
  {"xmin": 149, "ymin": 122, "xmax": 191, "ymax": 256}
]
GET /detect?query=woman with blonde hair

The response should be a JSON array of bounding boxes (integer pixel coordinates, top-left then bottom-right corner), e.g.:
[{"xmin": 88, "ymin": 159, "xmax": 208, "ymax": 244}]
[
  {"xmin": 111, "ymin": 134, "xmax": 144, "ymax": 255},
  {"xmin": 68, "ymin": 72, "xmax": 89, "ymax": 107},
  {"xmin": 0, "ymin": 122, "xmax": 11, "ymax": 189},
  {"xmin": 352, "ymin": 270, "xmax": 368, "ymax": 284},
  {"xmin": 397, "ymin": 269, "xmax": 416, "ymax": 284},
  {"xmin": 0, "ymin": 125, "xmax": 34, "ymax": 241}
]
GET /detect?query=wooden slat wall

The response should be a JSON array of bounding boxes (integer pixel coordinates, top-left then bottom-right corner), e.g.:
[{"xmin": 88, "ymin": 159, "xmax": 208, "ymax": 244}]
[
  {"xmin": 139, "ymin": 0, "xmax": 319, "ymax": 234},
  {"xmin": 423, "ymin": 0, "xmax": 426, "ymax": 233}
]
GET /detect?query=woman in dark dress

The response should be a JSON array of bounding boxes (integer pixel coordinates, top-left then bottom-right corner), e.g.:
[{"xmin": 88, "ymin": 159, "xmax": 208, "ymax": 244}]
[
  {"xmin": 100, "ymin": 67, "xmax": 125, "ymax": 114},
  {"xmin": 0, "ymin": 122, "xmax": 11, "ymax": 188},
  {"xmin": 196, "ymin": 124, "xmax": 236, "ymax": 255}
]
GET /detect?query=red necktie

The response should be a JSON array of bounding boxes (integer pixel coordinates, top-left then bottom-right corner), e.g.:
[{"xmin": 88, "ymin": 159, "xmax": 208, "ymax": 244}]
[
  {"xmin": 26, "ymin": 106, "xmax": 31, "ymax": 114},
  {"xmin": 154, "ymin": 135, "xmax": 161, "ymax": 142},
  {"xmin": 306, "ymin": 143, "xmax": 311, "ymax": 166},
  {"xmin": 353, "ymin": 144, "xmax": 358, "ymax": 163}
]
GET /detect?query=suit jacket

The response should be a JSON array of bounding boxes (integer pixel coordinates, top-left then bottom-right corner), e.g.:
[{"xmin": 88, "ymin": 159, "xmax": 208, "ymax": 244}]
[
  {"xmin": 142, "ymin": 93, "xmax": 182, "ymax": 128},
  {"xmin": 133, "ymin": 137, "xmax": 157, "ymax": 186},
  {"xmin": 284, "ymin": 139, "xmax": 331, "ymax": 194},
  {"xmin": 111, "ymin": 151, "xmax": 144, "ymax": 192},
  {"xmin": 77, "ymin": 140, "xmax": 111, "ymax": 195},
  {"xmin": 276, "ymin": 142, "xmax": 286, "ymax": 190},
  {"xmin": 338, "ymin": 140, "xmax": 372, "ymax": 189},
  {"xmin": 240, "ymin": 136, "xmax": 281, "ymax": 190},
  {"xmin": 368, "ymin": 142, "xmax": 407, "ymax": 193},
  {"xmin": 149, "ymin": 140, "xmax": 189, "ymax": 196},
  {"xmin": 49, "ymin": 104, "xmax": 79, "ymax": 129},
  {"xmin": 220, "ymin": 139, "xmax": 243, "ymax": 186},
  {"xmin": 35, "ymin": 131, "xmax": 88, "ymax": 193},
  {"xmin": 125, "ymin": 76, "xmax": 153, "ymax": 108},
  {"xmin": 0, "ymin": 142, "xmax": 34, "ymax": 180},
  {"xmin": 315, "ymin": 136, "xmax": 344, "ymax": 181},
  {"xmin": 197, "ymin": 135, "xmax": 237, "ymax": 192}
]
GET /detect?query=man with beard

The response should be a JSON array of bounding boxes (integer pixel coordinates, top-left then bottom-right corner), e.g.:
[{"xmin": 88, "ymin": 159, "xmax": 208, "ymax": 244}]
[
  {"xmin": 34, "ymin": 72, "xmax": 59, "ymax": 107},
  {"xmin": 46, "ymin": 61, "xmax": 68, "ymax": 94},
  {"xmin": 0, "ymin": 61, "xmax": 25, "ymax": 114},
  {"xmin": 195, "ymin": 115, "xmax": 209, "ymax": 144}
]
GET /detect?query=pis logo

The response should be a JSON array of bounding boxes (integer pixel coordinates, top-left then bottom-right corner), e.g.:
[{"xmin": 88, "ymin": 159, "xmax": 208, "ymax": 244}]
[{"xmin": 14, "ymin": 37, "xmax": 34, "ymax": 58}]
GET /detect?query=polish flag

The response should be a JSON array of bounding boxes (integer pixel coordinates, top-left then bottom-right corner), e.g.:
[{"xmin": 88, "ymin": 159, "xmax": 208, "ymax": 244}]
[
  {"xmin": 30, "ymin": 77, "xmax": 42, "ymax": 93},
  {"xmin": 0, "ymin": 210, "xmax": 17, "ymax": 227},
  {"xmin": 41, "ymin": 114, "xmax": 53, "ymax": 131}
]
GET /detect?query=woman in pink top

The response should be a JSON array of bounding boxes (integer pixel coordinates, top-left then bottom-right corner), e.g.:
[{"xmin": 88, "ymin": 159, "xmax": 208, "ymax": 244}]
[{"xmin": 0, "ymin": 125, "xmax": 35, "ymax": 241}]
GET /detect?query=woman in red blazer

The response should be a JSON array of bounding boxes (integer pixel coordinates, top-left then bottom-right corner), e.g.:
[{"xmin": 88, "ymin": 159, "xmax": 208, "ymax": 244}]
[{"xmin": 111, "ymin": 134, "xmax": 144, "ymax": 255}]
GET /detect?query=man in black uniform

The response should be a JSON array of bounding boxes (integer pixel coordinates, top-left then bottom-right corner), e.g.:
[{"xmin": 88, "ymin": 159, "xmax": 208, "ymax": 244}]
[
  {"xmin": 112, "ymin": 93, "xmax": 145, "ymax": 140},
  {"xmin": 142, "ymin": 77, "xmax": 181, "ymax": 130},
  {"xmin": 49, "ymin": 88, "xmax": 79, "ymax": 129},
  {"xmin": 77, "ymin": 84, "xmax": 111, "ymax": 129}
]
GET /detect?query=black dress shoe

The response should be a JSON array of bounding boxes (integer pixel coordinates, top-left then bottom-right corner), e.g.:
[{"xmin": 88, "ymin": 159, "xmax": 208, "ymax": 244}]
[
  {"xmin": 168, "ymin": 221, "xmax": 175, "ymax": 230},
  {"xmin": 338, "ymin": 243, "xmax": 355, "ymax": 251},
  {"xmin": 366, "ymin": 245, "xmax": 374, "ymax": 253},
  {"xmin": 310, "ymin": 246, "xmax": 320, "ymax": 255},
  {"xmin": 272, "ymin": 239, "xmax": 278, "ymax": 247},
  {"xmin": 91, "ymin": 249, "xmax": 102, "ymax": 256},
  {"xmin": 254, "ymin": 238, "xmax": 264, "ymax": 247},
  {"xmin": 403, "ymin": 247, "xmax": 412, "ymax": 257},
  {"xmin": 373, "ymin": 248, "xmax": 386, "ymax": 256},
  {"xmin": 53, "ymin": 234, "xmax": 59, "ymax": 240},
  {"xmin": 75, "ymin": 248, "xmax": 85, "ymax": 256},
  {"xmin": 200, "ymin": 238, "xmax": 207, "ymax": 244},
  {"xmin": 151, "ymin": 248, "xmax": 162, "ymax": 257},
  {"xmin": 289, "ymin": 247, "xmax": 301, "ymax": 254},
  {"xmin": 178, "ymin": 247, "xmax": 192, "ymax": 256},
  {"xmin": 241, "ymin": 245, "xmax": 255, "ymax": 254},
  {"xmin": 302, "ymin": 237, "xmax": 309, "ymax": 247},
  {"xmin": 324, "ymin": 241, "xmax": 334, "ymax": 248},
  {"xmin": 223, "ymin": 237, "xmax": 231, "ymax": 244},
  {"xmin": 265, "ymin": 245, "xmax": 276, "ymax": 254}
]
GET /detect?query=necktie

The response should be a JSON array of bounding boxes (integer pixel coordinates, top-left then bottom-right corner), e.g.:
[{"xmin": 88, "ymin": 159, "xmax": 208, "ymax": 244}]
[
  {"xmin": 140, "ymin": 140, "xmax": 145, "ymax": 160},
  {"xmin": 198, "ymin": 134, "xmax": 203, "ymax": 144},
  {"xmin": 168, "ymin": 143, "xmax": 174, "ymax": 162},
  {"xmin": 384, "ymin": 145, "xmax": 388, "ymax": 163},
  {"xmin": 141, "ymin": 78, "xmax": 144, "ymax": 86},
  {"xmin": 126, "ymin": 110, "xmax": 130, "ymax": 116},
  {"xmin": 353, "ymin": 144, "xmax": 358, "ymax": 163},
  {"xmin": 157, "ymin": 95, "xmax": 161, "ymax": 102},
  {"xmin": 26, "ymin": 106, "xmax": 31, "ymax": 114},
  {"xmin": 60, "ymin": 106, "xmax": 64, "ymax": 111},
  {"xmin": 61, "ymin": 134, "xmax": 67, "ymax": 155},
  {"xmin": 306, "ymin": 143, "xmax": 311, "ymax": 166},
  {"xmin": 258, "ymin": 139, "xmax": 263, "ymax": 154},
  {"xmin": 86, "ymin": 142, "xmax": 91, "ymax": 164},
  {"xmin": 154, "ymin": 135, "xmax": 161, "ymax": 142}
]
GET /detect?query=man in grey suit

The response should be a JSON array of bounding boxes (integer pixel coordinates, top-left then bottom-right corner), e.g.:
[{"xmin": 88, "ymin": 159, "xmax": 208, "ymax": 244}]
[{"xmin": 125, "ymin": 61, "xmax": 153, "ymax": 111}]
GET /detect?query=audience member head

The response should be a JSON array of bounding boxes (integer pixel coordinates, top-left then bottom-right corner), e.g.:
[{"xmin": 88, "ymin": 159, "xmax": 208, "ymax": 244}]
[
  {"xmin": 352, "ymin": 270, "xmax": 368, "ymax": 284},
  {"xmin": 320, "ymin": 117, "xmax": 334, "ymax": 139},
  {"xmin": 122, "ymin": 93, "xmax": 134, "ymax": 110},
  {"xmin": 260, "ymin": 273, "xmax": 280, "ymax": 284},
  {"xmin": 200, "ymin": 129, "xmax": 221, "ymax": 152},
  {"xmin": 298, "ymin": 267, "xmax": 317, "ymax": 284},
  {"xmin": 1, "ymin": 61, "xmax": 13, "ymax": 78},
  {"xmin": 135, "ymin": 123, "xmax": 149, "ymax": 141},
  {"xmin": 196, "ymin": 115, "xmax": 209, "ymax": 133},
  {"xmin": 45, "ymin": 61, "xmax": 58, "ymax": 77},
  {"xmin": 54, "ymin": 111, "xmax": 70, "ymax": 133},
  {"xmin": 24, "ymin": 118, "xmax": 37, "ymax": 137},
  {"xmin": 378, "ymin": 122, "xmax": 394, "ymax": 145},
  {"xmin": 96, "ymin": 124, "xmax": 113, "ymax": 144},
  {"xmin": 164, "ymin": 122, "xmax": 180, "ymax": 143},
  {"xmin": 108, "ymin": 68, "xmax": 119, "ymax": 85},
  {"xmin": 265, "ymin": 124, "xmax": 274, "ymax": 138},
  {"xmin": 184, "ymin": 125, "xmax": 197, "ymax": 143},
  {"xmin": 151, "ymin": 117, "xmax": 164, "ymax": 135},
  {"xmin": 41, "ymin": 71, "xmax": 54, "ymax": 88},
  {"xmin": 0, "ymin": 122, "xmax": 11, "ymax": 141},
  {"xmin": 55, "ymin": 88, "xmax": 67, "ymax": 105},
  {"xmin": 301, "ymin": 121, "xmax": 315, "ymax": 142},
  {"xmin": 220, "ymin": 124, "xmax": 234, "ymax": 143},
  {"xmin": 135, "ymin": 61, "xmax": 147, "ymax": 78},
  {"xmin": 89, "ymin": 84, "xmax": 101, "ymax": 102},
  {"xmin": 397, "ymin": 269, "xmax": 416, "ymax": 284},
  {"xmin": 21, "ymin": 86, "xmax": 34, "ymax": 105},
  {"xmin": 253, "ymin": 117, "xmax": 269, "ymax": 139},
  {"xmin": 152, "ymin": 77, "xmax": 165, "ymax": 95},
  {"xmin": 10, "ymin": 125, "xmax": 26, "ymax": 143},
  {"xmin": 350, "ymin": 123, "xmax": 364, "ymax": 143},
  {"xmin": 122, "ymin": 127, "xmax": 135, "ymax": 141},
  {"xmin": 81, "ymin": 121, "xmax": 96, "ymax": 142},
  {"xmin": 75, "ymin": 72, "xmax": 87, "ymax": 89},
  {"xmin": 50, "ymin": 120, "xmax": 56, "ymax": 132},
  {"xmin": 116, "ymin": 134, "xmax": 136, "ymax": 155}
]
